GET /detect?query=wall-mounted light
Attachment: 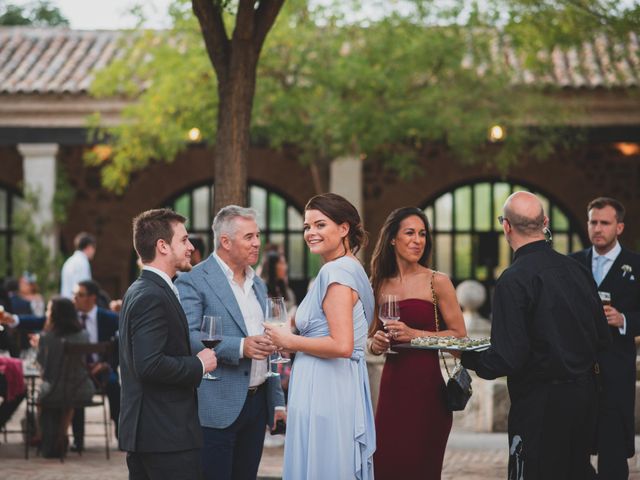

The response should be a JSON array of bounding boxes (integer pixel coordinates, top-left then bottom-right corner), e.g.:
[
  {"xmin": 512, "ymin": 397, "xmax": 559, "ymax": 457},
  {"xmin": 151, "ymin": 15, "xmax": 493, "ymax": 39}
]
[
  {"xmin": 614, "ymin": 142, "xmax": 640, "ymax": 156},
  {"xmin": 488, "ymin": 125, "xmax": 505, "ymax": 143},
  {"xmin": 188, "ymin": 127, "xmax": 202, "ymax": 142}
]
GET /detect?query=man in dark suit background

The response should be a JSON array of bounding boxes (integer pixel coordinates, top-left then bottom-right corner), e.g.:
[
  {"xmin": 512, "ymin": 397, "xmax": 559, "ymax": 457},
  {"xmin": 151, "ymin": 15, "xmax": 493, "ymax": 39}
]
[
  {"xmin": 70, "ymin": 279, "xmax": 120, "ymax": 451},
  {"xmin": 119, "ymin": 209, "xmax": 217, "ymax": 480},
  {"xmin": 570, "ymin": 196, "xmax": 640, "ymax": 479}
]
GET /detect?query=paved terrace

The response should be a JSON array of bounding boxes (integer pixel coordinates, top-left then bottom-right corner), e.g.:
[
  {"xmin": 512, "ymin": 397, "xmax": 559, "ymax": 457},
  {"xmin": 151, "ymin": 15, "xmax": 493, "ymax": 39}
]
[{"xmin": 2, "ymin": 403, "xmax": 640, "ymax": 479}]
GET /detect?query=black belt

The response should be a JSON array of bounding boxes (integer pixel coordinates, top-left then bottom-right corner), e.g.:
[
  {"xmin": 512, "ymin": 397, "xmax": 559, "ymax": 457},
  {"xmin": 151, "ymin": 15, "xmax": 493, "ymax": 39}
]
[{"xmin": 247, "ymin": 383, "xmax": 265, "ymax": 396}]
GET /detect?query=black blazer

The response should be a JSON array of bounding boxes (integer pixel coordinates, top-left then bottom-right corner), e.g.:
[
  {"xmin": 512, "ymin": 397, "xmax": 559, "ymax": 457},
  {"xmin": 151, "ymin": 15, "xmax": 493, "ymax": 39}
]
[
  {"xmin": 570, "ymin": 246, "xmax": 640, "ymax": 456},
  {"xmin": 118, "ymin": 269, "xmax": 203, "ymax": 453}
]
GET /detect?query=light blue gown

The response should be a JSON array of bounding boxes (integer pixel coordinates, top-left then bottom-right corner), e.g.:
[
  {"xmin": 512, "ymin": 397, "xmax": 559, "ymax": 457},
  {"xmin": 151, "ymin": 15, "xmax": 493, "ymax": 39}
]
[{"xmin": 283, "ymin": 256, "xmax": 376, "ymax": 480}]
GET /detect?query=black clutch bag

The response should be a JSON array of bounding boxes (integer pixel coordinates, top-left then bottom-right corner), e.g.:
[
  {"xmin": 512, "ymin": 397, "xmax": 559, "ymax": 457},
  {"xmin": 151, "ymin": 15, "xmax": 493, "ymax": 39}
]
[
  {"xmin": 445, "ymin": 363, "xmax": 473, "ymax": 411},
  {"xmin": 431, "ymin": 272, "xmax": 473, "ymax": 412}
]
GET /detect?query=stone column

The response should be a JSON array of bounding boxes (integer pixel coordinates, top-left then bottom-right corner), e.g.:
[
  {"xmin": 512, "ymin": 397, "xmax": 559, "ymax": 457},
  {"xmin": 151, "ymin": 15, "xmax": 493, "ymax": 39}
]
[
  {"xmin": 17, "ymin": 143, "xmax": 59, "ymax": 255},
  {"xmin": 330, "ymin": 155, "xmax": 363, "ymax": 217}
]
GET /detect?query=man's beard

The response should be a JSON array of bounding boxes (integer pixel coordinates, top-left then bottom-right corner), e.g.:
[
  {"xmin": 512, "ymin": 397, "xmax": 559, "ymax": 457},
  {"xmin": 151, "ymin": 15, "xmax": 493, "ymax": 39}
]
[{"xmin": 177, "ymin": 260, "xmax": 192, "ymax": 273}]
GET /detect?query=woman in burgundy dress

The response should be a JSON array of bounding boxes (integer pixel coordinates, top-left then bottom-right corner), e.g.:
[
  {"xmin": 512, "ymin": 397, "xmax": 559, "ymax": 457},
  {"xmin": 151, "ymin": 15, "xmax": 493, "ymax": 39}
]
[{"xmin": 369, "ymin": 207, "xmax": 467, "ymax": 480}]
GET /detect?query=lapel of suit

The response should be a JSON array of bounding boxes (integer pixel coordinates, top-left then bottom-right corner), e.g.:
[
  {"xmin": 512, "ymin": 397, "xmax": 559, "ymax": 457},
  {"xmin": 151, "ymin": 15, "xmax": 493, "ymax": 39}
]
[
  {"xmin": 202, "ymin": 257, "xmax": 249, "ymax": 336},
  {"xmin": 141, "ymin": 270, "xmax": 192, "ymax": 350},
  {"xmin": 252, "ymin": 276, "xmax": 267, "ymax": 316}
]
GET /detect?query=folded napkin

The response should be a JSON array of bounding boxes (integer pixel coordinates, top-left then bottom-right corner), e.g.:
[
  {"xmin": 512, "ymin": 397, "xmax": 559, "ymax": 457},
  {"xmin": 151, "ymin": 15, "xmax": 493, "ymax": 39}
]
[{"xmin": 0, "ymin": 357, "xmax": 26, "ymax": 401}]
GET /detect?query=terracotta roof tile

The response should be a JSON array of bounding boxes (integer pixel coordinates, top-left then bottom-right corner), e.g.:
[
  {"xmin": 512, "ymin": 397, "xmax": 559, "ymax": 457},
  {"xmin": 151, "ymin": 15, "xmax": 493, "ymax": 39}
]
[{"xmin": 0, "ymin": 27, "xmax": 638, "ymax": 95}]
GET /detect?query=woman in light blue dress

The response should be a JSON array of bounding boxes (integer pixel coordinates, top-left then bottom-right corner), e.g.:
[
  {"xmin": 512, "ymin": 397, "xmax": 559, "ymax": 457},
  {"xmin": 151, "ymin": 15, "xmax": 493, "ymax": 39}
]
[{"xmin": 265, "ymin": 193, "xmax": 376, "ymax": 480}]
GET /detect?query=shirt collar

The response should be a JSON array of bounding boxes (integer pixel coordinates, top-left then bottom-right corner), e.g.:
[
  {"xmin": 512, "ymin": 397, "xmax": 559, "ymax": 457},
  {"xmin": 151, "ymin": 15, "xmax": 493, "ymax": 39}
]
[
  {"xmin": 212, "ymin": 251, "xmax": 255, "ymax": 284},
  {"xmin": 592, "ymin": 241, "xmax": 621, "ymax": 262},
  {"xmin": 78, "ymin": 305, "xmax": 97, "ymax": 320},
  {"xmin": 142, "ymin": 265, "xmax": 176, "ymax": 292},
  {"xmin": 513, "ymin": 239, "xmax": 549, "ymax": 261}
]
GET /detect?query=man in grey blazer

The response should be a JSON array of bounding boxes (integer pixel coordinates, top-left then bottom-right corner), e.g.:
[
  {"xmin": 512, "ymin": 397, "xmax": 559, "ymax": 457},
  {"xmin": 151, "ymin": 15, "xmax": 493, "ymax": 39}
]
[
  {"xmin": 119, "ymin": 209, "xmax": 217, "ymax": 480},
  {"xmin": 177, "ymin": 205, "xmax": 286, "ymax": 480}
]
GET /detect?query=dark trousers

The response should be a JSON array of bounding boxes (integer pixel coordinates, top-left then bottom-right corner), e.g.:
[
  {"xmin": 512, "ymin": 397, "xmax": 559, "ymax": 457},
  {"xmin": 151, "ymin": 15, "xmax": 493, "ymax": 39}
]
[
  {"xmin": 72, "ymin": 379, "xmax": 120, "ymax": 446},
  {"xmin": 201, "ymin": 384, "xmax": 268, "ymax": 480},
  {"xmin": 508, "ymin": 377, "xmax": 597, "ymax": 480},
  {"xmin": 589, "ymin": 408, "xmax": 629, "ymax": 479},
  {"xmin": 127, "ymin": 449, "xmax": 202, "ymax": 480}
]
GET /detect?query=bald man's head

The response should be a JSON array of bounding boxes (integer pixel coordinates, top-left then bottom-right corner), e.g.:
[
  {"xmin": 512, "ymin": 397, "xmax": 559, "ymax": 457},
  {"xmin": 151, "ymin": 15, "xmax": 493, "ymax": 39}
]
[{"xmin": 503, "ymin": 191, "xmax": 546, "ymax": 237}]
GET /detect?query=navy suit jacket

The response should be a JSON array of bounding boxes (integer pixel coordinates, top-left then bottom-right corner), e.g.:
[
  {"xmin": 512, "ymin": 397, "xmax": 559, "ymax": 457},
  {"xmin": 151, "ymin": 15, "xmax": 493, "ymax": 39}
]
[
  {"xmin": 570, "ymin": 246, "xmax": 640, "ymax": 456},
  {"xmin": 96, "ymin": 307, "xmax": 119, "ymax": 372}
]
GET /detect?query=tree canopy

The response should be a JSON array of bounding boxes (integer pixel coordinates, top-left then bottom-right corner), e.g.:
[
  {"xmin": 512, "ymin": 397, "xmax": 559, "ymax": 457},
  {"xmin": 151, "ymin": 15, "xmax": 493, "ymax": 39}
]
[
  {"xmin": 0, "ymin": 0, "xmax": 68, "ymax": 26},
  {"xmin": 88, "ymin": 0, "xmax": 640, "ymax": 196}
]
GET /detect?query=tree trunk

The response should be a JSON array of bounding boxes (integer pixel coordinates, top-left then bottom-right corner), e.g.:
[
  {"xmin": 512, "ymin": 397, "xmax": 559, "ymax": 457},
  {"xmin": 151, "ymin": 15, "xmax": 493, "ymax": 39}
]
[
  {"xmin": 192, "ymin": 0, "xmax": 284, "ymax": 215},
  {"xmin": 213, "ymin": 50, "xmax": 257, "ymax": 212}
]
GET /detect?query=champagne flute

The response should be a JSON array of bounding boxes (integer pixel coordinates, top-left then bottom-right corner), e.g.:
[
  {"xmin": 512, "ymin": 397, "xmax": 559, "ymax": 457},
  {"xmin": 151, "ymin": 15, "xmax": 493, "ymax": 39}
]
[
  {"xmin": 201, "ymin": 315, "xmax": 222, "ymax": 380},
  {"xmin": 266, "ymin": 297, "xmax": 290, "ymax": 365},
  {"xmin": 379, "ymin": 294, "xmax": 400, "ymax": 354}
]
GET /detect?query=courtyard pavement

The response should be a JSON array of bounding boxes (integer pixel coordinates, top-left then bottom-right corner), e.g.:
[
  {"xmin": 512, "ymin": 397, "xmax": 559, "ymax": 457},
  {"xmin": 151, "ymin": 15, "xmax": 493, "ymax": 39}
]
[{"xmin": 2, "ymin": 403, "xmax": 640, "ymax": 479}]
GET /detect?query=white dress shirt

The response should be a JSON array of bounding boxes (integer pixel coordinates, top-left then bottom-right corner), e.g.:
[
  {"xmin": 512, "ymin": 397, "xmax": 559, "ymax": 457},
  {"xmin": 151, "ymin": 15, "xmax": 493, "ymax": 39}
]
[
  {"xmin": 213, "ymin": 252, "xmax": 267, "ymax": 387},
  {"xmin": 592, "ymin": 241, "xmax": 627, "ymax": 334},
  {"xmin": 60, "ymin": 250, "xmax": 92, "ymax": 299}
]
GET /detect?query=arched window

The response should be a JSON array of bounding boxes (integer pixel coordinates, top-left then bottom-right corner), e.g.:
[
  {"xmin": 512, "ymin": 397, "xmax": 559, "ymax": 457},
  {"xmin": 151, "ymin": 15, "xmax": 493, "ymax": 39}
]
[
  {"xmin": 423, "ymin": 181, "xmax": 585, "ymax": 284},
  {"xmin": 164, "ymin": 184, "xmax": 318, "ymax": 293},
  {"xmin": 0, "ymin": 185, "xmax": 20, "ymax": 278}
]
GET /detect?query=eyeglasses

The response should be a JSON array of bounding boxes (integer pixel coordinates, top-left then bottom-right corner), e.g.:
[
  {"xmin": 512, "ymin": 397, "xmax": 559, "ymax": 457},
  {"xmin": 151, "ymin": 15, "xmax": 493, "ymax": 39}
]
[{"xmin": 497, "ymin": 215, "xmax": 510, "ymax": 225}]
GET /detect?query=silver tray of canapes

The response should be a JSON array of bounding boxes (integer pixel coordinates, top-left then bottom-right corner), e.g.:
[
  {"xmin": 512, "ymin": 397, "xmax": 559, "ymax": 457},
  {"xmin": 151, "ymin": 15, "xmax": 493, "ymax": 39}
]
[{"xmin": 395, "ymin": 336, "xmax": 491, "ymax": 352}]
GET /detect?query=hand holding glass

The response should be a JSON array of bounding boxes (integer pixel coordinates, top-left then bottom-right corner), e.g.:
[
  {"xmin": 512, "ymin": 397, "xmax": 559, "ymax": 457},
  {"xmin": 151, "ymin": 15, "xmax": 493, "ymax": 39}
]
[
  {"xmin": 265, "ymin": 297, "xmax": 290, "ymax": 378},
  {"xmin": 201, "ymin": 315, "xmax": 222, "ymax": 380},
  {"xmin": 379, "ymin": 294, "xmax": 400, "ymax": 354}
]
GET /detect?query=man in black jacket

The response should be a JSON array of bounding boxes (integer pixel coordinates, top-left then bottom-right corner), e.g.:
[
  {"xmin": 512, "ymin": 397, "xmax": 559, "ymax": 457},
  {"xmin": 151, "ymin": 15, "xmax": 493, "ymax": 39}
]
[
  {"xmin": 570, "ymin": 197, "xmax": 640, "ymax": 479},
  {"xmin": 461, "ymin": 191, "xmax": 611, "ymax": 480},
  {"xmin": 119, "ymin": 209, "xmax": 217, "ymax": 480}
]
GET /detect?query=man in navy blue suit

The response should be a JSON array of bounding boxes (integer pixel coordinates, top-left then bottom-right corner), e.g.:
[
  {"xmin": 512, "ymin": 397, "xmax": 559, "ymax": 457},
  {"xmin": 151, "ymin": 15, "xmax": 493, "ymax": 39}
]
[
  {"xmin": 70, "ymin": 279, "xmax": 120, "ymax": 452},
  {"xmin": 571, "ymin": 197, "xmax": 640, "ymax": 479}
]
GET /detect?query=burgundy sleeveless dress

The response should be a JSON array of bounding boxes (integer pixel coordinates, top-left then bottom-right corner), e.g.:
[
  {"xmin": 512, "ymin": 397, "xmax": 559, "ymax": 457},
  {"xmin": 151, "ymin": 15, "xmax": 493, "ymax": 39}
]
[{"xmin": 374, "ymin": 299, "xmax": 452, "ymax": 480}]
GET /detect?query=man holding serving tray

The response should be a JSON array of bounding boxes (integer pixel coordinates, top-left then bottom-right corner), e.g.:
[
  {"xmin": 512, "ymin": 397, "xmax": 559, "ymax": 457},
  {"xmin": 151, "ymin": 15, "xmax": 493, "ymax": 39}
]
[{"xmin": 459, "ymin": 192, "xmax": 611, "ymax": 480}]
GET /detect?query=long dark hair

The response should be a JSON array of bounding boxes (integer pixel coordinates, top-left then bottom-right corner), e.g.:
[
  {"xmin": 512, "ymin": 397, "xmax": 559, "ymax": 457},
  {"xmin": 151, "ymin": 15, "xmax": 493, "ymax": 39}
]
[
  {"xmin": 369, "ymin": 207, "xmax": 432, "ymax": 335},
  {"xmin": 305, "ymin": 193, "xmax": 367, "ymax": 256},
  {"xmin": 45, "ymin": 296, "xmax": 82, "ymax": 337},
  {"xmin": 260, "ymin": 250, "xmax": 290, "ymax": 302}
]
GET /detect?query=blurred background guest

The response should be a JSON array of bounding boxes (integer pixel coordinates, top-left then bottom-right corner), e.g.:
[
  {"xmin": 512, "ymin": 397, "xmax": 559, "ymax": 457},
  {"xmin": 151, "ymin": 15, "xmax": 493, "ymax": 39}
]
[
  {"xmin": 60, "ymin": 232, "xmax": 96, "ymax": 300},
  {"xmin": 188, "ymin": 234, "xmax": 206, "ymax": 266},
  {"xmin": 70, "ymin": 279, "xmax": 120, "ymax": 452},
  {"xmin": 259, "ymin": 248, "xmax": 297, "ymax": 317},
  {"xmin": 33, "ymin": 297, "xmax": 95, "ymax": 458},
  {"xmin": 18, "ymin": 272, "xmax": 45, "ymax": 316},
  {"xmin": 369, "ymin": 207, "xmax": 466, "ymax": 480}
]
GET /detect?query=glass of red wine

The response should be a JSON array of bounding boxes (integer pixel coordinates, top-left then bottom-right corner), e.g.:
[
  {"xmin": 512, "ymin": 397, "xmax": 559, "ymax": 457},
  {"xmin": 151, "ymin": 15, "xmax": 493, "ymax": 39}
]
[{"xmin": 201, "ymin": 315, "xmax": 222, "ymax": 381}]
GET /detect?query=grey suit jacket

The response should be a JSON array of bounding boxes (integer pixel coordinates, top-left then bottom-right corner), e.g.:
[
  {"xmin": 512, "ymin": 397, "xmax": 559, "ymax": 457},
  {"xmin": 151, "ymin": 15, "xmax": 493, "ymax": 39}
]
[{"xmin": 176, "ymin": 254, "xmax": 285, "ymax": 429}]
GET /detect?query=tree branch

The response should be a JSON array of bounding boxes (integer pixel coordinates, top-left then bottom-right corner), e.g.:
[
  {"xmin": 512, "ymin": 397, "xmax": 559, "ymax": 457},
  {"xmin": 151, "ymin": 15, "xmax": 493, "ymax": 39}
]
[
  {"xmin": 192, "ymin": 0, "xmax": 231, "ymax": 78},
  {"xmin": 253, "ymin": 0, "xmax": 285, "ymax": 54}
]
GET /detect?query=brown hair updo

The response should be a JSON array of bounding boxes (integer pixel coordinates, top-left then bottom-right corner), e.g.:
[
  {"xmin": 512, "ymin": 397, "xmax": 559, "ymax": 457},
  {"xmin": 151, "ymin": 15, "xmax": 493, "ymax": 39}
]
[{"xmin": 305, "ymin": 193, "xmax": 368, "ymax": 255}]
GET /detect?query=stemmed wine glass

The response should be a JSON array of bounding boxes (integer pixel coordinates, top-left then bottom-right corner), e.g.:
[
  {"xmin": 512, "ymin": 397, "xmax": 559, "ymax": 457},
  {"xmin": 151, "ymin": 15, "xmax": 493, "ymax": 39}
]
[
  {"xmin": 265, "ymin": 297, "xmax": 290, "ymax": 378},
  {"xmin": 201, "ymin": 315, "xmax": 222, "ymax": 380},
  {"xmin": 379, "ymin": 294, "xmax": 400, "ymax": 354}
]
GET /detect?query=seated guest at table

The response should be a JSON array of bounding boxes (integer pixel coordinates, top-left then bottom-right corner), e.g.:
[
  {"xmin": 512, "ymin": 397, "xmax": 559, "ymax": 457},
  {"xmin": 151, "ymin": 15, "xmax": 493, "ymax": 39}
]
[
  {"xmin": 35, "ymin": 297, "xmax": 95, "ymax": 457},
  {"xmin": 0, "ymin": 355, "xmax": 26, "ymax": 430},
  {"xmin": 70, "ymin": 279, "xmax": 120, "ymax": 452},
  {"xmin": 368, "ymin": 207, "xmax": 467, "ymax": 480}
]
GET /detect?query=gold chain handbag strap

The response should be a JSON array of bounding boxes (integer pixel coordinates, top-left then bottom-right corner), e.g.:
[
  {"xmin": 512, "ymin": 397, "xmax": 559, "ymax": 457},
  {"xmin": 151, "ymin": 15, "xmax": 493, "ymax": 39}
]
[{"xmin": 430, "ymin": 270, "xmax": 455, "ymax": 379}]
